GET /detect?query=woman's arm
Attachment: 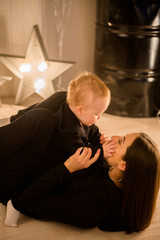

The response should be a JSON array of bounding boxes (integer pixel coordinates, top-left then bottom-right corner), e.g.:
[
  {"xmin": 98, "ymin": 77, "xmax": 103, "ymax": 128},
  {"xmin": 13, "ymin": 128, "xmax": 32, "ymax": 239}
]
[
  {"xmin": 6, "ymin": 148, "xmax": 101, "ymax": 226},
  {"xmin": 13, "ymin": 148, "xmax": 100, "ymax": 203}
]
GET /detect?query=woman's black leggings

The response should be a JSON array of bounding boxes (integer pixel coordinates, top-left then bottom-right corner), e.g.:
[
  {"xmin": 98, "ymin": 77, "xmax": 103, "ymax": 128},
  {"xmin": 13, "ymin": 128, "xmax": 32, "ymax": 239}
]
[{"xmin": 0, "ymin": 108, "xmax": 54, "ymax": 205}]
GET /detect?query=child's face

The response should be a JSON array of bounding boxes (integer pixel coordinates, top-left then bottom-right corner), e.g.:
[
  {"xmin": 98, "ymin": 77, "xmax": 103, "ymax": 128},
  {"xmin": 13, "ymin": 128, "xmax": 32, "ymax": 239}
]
[{"xmin": 79, "ymin": 96, "xmax": 110, "ymax": 126}]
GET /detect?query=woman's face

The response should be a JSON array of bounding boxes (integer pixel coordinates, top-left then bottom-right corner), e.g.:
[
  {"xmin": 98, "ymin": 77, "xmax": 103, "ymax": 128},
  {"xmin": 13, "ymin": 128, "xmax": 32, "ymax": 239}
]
[{"xmin": 106, "ymin": 133, "xmax": 139, "ymax": 167}]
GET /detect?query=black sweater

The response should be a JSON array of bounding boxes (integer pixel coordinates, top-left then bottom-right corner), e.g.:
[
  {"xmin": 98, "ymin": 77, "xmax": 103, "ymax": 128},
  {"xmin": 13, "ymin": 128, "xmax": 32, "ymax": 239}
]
[
  {"xmin": 12, "ymin": 161, "xmax": 127, "ymax": 232},
  {"xmin": 11, "ymin": 91, "xmax": 104, "ymax": 168}
]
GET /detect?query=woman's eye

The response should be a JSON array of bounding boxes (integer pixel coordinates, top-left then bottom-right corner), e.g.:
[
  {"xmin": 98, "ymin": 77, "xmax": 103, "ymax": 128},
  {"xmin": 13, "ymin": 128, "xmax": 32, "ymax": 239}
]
[{"xmin": 119, "ymin": 139, "xmax": 122, "ymax": 145}]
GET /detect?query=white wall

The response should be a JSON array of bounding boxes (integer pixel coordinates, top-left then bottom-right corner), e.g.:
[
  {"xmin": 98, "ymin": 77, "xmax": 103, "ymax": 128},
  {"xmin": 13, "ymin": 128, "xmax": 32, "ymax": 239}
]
[{"xmin": 0, "ymin": 0, "xmax": 97, "ymax": 99}]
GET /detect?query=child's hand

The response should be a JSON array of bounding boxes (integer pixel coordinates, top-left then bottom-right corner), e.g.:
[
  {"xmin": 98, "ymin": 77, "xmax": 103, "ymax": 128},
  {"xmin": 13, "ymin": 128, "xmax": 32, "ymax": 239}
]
[
  {"xmin": 100, "ymin": 134, "xmax": 109, "ymax": 144},
  {"xmin": 102, "ymin": 140, "xmax": 117, "ymax": 158}
]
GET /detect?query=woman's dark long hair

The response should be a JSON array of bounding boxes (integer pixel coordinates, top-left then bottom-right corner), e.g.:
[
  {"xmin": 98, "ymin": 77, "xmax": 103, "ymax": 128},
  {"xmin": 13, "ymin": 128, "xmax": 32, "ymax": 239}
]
[{"xmin": 121, "ymin": 133, "xmax": 160, "ymax": 234}]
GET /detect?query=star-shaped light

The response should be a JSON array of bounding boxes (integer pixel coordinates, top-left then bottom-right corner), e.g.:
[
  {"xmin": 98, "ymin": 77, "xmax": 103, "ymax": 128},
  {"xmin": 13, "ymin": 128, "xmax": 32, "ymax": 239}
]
[
  {"xmin": 0, "ymin": 76, "xmax": 12, "ymax": 107},
  {"xmin": 0, "ymin": 25, "xmax": 74, "ymax": 104},
  {"xmin": 0, "ymin": 76, "xmax": 12, "ymax": 86}
]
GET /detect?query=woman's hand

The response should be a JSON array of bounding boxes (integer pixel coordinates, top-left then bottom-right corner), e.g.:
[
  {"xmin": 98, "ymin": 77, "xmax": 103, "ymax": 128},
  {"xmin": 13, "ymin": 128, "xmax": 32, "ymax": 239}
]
[{"xmin": 64, "ymin": 147, "xmax": 101, "ymax": 173}]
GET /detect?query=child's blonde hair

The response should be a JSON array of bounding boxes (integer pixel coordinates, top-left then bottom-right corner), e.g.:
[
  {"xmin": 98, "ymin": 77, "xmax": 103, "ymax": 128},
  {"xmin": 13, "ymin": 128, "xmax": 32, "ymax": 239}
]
[{"xmin": 67, "ymin": 71, "xmax": 110, "ymax": 107}]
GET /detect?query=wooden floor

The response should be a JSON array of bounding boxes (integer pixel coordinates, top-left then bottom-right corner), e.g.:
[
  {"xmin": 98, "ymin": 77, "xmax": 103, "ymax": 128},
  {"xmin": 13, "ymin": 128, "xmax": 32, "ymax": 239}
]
[{"xmin": 0, "ymin": 102, "xmax": 160, "ymax": 240}]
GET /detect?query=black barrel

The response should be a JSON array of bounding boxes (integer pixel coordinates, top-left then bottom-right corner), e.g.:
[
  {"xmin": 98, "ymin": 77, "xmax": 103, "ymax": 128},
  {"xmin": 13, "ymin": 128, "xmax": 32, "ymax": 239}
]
[{"xmin": 95, "ymin": 0, "xmax": 160, "ymax": 117}]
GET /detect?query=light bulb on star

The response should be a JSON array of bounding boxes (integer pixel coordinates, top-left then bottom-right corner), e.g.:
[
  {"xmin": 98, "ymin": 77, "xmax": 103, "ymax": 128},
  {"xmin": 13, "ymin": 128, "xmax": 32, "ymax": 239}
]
[
  {"xmin": 34, "ymin": 78, "xmax": 46, "ymax": 93},
  {"xmin": 19, "ymin": 63, "xmax": 32, "ymax": 73},
  {"xmin": 38, "ymin": 62, "xmax": 48, "ymax": 72}
]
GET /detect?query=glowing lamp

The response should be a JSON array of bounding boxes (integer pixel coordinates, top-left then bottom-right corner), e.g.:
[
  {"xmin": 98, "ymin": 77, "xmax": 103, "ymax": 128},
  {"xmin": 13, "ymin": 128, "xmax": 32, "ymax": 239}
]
[
  {"xmin": 19, "ymin": 63, "xmax": 32, "ymax": 73},
  {"xmin": 38, "ymin": 61, "xmax": 48, "ymax": 72},
  {"xmin": 34, "ymin": 78, "xmax": 46, "ymax": 93}
]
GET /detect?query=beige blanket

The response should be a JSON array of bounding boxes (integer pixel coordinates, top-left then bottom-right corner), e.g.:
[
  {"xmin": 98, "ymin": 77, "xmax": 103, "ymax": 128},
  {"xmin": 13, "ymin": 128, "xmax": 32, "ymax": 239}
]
[{"xmin": 0, "ymin": 103, "xmax": 160, "ymax": 240}]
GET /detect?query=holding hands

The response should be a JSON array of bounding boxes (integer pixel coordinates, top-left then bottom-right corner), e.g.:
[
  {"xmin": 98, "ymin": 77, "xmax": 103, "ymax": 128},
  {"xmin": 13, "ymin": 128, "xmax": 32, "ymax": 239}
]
[
  {"xmin": 100, "ymin": 134, "xmax": 117, "ymax": 158},
  {"xmin": 64, "ymin": 133, "xmax": 117, "ymax": 174}
]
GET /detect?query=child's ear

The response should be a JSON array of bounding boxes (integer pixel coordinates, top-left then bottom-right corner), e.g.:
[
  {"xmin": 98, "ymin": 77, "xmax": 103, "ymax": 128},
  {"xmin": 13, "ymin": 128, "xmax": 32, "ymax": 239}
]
[{"xmin": 75, "ymin": 105, "xmax": 84, "ymax": 115}]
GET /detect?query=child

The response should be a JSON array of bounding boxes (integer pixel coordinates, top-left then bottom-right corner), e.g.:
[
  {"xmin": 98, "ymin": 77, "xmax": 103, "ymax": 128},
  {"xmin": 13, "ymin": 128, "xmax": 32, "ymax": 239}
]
[{"xmin": 10, "ymin": 71, "xmax": 116, "ymax": 168}]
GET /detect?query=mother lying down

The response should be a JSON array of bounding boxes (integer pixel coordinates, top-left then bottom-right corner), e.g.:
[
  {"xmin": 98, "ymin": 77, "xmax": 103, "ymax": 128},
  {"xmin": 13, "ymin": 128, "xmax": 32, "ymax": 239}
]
[{"xmin": 2, "ymin": 110, "xmax": 160, "ymax": 234}]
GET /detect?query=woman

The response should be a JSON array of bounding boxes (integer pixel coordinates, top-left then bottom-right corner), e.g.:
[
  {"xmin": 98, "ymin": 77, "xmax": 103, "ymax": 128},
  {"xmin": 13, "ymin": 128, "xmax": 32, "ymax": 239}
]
[{"xmin": 4, "ymin": 129, "xmax": 160, "ymax": 233}]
